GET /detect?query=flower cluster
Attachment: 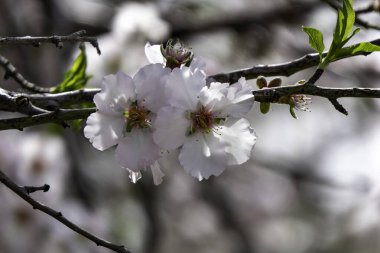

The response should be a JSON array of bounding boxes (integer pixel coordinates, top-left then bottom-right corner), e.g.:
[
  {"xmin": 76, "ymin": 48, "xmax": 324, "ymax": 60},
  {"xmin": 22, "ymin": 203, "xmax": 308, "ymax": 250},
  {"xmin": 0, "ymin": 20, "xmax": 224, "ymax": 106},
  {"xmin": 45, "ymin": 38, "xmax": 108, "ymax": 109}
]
[{"xmin": 84, "ymin": 41, "xmax": 257, "ymax": 184}]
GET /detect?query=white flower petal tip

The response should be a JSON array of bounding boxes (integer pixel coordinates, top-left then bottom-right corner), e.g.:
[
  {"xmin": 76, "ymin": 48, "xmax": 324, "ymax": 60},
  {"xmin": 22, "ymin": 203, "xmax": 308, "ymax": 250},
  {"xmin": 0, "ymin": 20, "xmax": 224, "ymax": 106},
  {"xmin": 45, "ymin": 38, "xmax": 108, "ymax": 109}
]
[{"xmin": 145, "ymin": 43, "xmax": 165, "ymax": 64}]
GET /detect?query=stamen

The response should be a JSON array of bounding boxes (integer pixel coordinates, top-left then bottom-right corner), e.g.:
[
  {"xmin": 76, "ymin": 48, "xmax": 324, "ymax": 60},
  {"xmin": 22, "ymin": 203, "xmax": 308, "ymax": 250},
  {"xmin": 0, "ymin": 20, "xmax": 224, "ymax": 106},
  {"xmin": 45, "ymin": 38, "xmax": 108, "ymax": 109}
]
[{"xmin": 124, "ymin": 104, "xmax": 151, "ymax": 132}]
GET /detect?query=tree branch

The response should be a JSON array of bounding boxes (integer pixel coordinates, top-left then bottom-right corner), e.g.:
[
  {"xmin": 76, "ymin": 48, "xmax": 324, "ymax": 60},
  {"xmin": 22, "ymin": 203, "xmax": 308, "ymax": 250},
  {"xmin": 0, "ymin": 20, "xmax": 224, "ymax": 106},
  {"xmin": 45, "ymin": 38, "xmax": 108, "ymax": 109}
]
[
  {"xmin": 24, "ymin": 184, "xmax": 50, "ymax": 194},
  {"xmin": 207, "ymin": 37, "xmax": 380, "ymax": 84},
  {"xmin": 0, "ymin": 54, "xmax": 52, "ymax": 93},
  {"xmin": 0, "ymin": 108, "xmax": 96, "ymax": 130},
  {"xmin": 0, "ymin": 169, "xmax": 131, "ymax": 253},
  {"xmin": 253, "ymin": 84, "xmax": 380, "ymax": 115},
  {"xmin": 0, "ymin": 30, "xmax": 101, "ymax": 55}
]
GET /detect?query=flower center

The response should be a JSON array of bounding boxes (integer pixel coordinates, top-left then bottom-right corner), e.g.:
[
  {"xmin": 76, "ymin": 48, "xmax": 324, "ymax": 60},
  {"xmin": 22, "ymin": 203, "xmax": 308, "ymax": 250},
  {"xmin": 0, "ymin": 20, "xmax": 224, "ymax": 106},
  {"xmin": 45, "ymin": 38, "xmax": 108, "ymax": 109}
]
[
  {"xmin": 124, "ymin": 104, "xmax": 151, "ymax": 132},
  {"xmin": 188, "ymin": 106, "xmax": 224, "ymax": 135}
]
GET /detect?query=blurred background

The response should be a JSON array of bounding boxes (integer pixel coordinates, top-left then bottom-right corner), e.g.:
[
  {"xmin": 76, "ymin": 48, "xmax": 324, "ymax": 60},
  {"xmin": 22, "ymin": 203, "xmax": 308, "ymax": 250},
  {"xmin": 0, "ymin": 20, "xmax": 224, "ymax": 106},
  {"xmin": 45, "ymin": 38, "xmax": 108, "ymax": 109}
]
[{"xmin": 1, "ymin": 0, "xmax": 380, "ymax": 253}]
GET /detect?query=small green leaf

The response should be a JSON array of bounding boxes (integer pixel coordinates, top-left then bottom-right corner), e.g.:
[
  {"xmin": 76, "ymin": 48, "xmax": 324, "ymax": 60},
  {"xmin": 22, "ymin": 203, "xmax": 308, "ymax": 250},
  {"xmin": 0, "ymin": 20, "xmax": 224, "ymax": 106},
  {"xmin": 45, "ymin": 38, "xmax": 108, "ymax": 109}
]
[
  {"xmin": 289, "ymin": 106, "xmax": 298, "ymax": 119},
  {"xmin": 260, "ymin": 102, "xmax": 270, "ymax": 114},
  {"xmin": 330, "ymin": 42, "xmax": 380, "ymax": 61},
  {"xmin": 323, "ymin": 0, "xmax": 357, "ymax": 68},
  {"xmin": 332, "ymin": 0, "xmax": 354, "ymax": 45},
  {"xmin": 53, "ymin": 45, "xmax": 91, "ymax": 93},
  {"xmin": 302, "ymin": 26, "xmax": 325, "ymax": 61}
]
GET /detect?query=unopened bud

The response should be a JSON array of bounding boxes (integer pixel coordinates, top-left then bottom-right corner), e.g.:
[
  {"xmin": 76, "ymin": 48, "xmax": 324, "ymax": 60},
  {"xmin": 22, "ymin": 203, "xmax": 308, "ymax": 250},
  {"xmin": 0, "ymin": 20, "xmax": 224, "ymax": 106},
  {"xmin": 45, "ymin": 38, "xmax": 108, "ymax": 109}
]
[
  {"xmin": 268, "ymin": 78, "xmax": 282, "ymax": 88},
  {"xmin": 161, "ymin": 39, "xmax": 193, "ymax": 69},
  {"xmin": 256, "ymin": 76, "xmax": 267, "ymax": 89}
]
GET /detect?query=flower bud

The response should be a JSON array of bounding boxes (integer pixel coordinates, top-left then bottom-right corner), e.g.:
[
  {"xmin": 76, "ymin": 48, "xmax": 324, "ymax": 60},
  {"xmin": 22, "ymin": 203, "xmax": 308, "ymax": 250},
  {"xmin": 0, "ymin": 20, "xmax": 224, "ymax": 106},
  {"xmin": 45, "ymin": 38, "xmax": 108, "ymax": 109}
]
[
  {"xmin": 256, "ymin": 76, "xmax": 267, "ymax": 89},
  {"xmin": 161, "ymin": 39, "xmax": 193, "ymax": 69},
  {"xmin": 268, "ymin": 77, "xmax": 282, "ymax": 88}
]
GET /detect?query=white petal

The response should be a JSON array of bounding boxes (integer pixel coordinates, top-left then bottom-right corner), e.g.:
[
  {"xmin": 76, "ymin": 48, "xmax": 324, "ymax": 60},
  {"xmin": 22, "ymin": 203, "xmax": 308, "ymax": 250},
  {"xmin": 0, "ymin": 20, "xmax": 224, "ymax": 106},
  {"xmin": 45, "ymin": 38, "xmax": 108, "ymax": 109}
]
[
  {"xmin": 223, "ymin": 77, "xmax": 254, "ymax": 117},
  {"xmin": 94, "ymin": 72, "xmax": 136, "ymax": 114},
  {"xmin": 84, "ymin": 112, "xmax": 125, "ymax": 151},
  {"xmin": 134, "ymin": 64, "xmax": 171, "ymax": 112},
  {"xmin": 165, "ymin": 67, "xmax": 206, "ymax": 111},
  {"xmin": 150, "ymin": 161, "xmax": 165, "ymax": 185},
  {"xmin": 179, "ymin": 134, "xmax": 226, "ymax": 180},
  {"xmin": 115, "ymin": 129, "xmax": 161, "ymax": 172},
  {"xmin": 144, "ymin": 42, "xmax": 165, "ymax": 64},
  {"xmin": 199, "ymin": 82, "xmax": 229, "ymax": 111},
  {"xmin": 215, "ymin": 118, "xmax": 256, "ymax": 165},
  {"xmin": 189, "ymin": 57, "xmax": 207, "ymax": 74},
  {"xmin": 153, "ymin": 106, "xmax": 189, "ymax": 150}
]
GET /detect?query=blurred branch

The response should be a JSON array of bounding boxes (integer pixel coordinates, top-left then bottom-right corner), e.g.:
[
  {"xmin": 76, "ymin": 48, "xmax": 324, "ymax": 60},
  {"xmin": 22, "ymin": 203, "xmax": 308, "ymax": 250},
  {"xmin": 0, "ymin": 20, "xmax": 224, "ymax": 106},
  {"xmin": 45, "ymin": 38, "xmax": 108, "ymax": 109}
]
[
  {"xmin": 207, "ymin": 37, "xmax": 380, "ymax": 83},
  {"xmin": 169, "ymin": 1, "xmax": 319, "ymax": 37},
  {"xmin": 24, "ymin": 184, "xmax": 50, "ymax": 194},
  {"xmin": 0, "ymin": 169, "xmax": 131, "ymax": 253},
  {"xmin": 323, "ymin": 0, "xmax": 380, "ymax": 31},
  {"xmin": 0, "ymin": 30, "xmax": 101, "ymax": 55}
]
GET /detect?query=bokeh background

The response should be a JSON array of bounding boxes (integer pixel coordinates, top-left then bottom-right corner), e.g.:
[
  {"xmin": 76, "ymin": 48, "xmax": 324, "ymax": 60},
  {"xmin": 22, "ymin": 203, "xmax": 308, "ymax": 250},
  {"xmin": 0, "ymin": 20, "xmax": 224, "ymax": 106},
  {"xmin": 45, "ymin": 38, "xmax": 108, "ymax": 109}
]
[{"xmin": 1, "ymin": 0, "xmax": 380, "ymax": 253}]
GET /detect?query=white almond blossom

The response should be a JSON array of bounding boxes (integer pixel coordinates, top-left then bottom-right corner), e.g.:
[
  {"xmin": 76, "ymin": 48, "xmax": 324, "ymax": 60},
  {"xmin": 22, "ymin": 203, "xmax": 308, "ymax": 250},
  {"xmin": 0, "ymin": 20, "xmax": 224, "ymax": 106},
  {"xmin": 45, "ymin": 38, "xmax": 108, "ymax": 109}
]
[
  {"xmin": 152, "ymin": 67, "xmax": 256, "ymax": 180},
  {"xmin": 84, "ymin": 64, "xmax": 170, "ymax": 184}
]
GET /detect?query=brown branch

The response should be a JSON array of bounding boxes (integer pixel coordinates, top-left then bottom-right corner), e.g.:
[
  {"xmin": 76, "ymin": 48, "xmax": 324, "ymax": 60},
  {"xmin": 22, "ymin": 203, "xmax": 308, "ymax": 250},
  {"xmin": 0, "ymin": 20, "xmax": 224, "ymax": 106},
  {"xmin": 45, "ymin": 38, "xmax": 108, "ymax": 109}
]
[
  {"xmin": 24, "ymin": 184, "xmax": 50, "ymax": 194},
  {"xmin": 0, "ymin": 54, "xmax": 53, "ymax": 93},
  {"xmin": 0, "ymin": 30, "xmax": 101, "ymax": 55},
  {"xmin": 207, "ymin": 37, "xmax": 380, "ymax": 84},
  {"xmin": 0, "ymin": 108, "xmax": 96, "ymax": 130},
  {"xmin": 0, "ymin": 169, "xmax": 131, "ymax": 253},
  {"xmin": 253, "ymin": 84, "xmax": 380, "ymax": 115}
]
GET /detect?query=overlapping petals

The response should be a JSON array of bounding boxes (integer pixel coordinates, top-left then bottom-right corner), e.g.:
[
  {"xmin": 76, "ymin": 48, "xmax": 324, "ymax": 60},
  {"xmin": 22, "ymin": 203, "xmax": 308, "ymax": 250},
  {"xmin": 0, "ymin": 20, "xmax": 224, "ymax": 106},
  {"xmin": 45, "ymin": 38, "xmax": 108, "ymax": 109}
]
[
  {"xmin": 85, "ymin": 42, "xmax": 257, "ymax": 184},
  {"xmin": 153, "ymin": 66, "xmax": 256, "ymax": 180},
  {"xmin": 84, "ymin": 64, "xmax": 169, "ymax": 184}
]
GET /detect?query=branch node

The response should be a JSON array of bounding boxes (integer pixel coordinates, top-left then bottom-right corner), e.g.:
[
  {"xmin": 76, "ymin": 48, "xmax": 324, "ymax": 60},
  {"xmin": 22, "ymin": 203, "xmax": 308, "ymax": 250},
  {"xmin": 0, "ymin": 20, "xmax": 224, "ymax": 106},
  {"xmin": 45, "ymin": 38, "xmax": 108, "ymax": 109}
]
[{"xmin": 24, "ymin": 184, "xmax": 51, "ymax": 194}]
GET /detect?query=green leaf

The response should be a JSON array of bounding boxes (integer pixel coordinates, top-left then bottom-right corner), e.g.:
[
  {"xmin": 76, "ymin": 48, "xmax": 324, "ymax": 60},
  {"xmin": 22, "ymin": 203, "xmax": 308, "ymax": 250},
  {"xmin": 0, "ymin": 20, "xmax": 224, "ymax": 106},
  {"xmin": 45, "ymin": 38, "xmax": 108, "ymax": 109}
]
[
  {"xmin": 53, "ymin": 46, "xmax": 91, "ymax": 93},
  {"xmin": 329, "ymin": 42, "xmax": 380, "ymax": 61},
  {"xmin": 302, "ymin": 26, "xmax": 325, "ymax": 61},
  {"xmin": 289, "ymin": 106, "xmax": 298, "ymax": 119},
  {"xmin": 333, "ymin": 0, "xmax": 355, "ymax": 45},
  {"xmin": 323, "ymin": 0, "xmax": 357, "ymax": 67}
]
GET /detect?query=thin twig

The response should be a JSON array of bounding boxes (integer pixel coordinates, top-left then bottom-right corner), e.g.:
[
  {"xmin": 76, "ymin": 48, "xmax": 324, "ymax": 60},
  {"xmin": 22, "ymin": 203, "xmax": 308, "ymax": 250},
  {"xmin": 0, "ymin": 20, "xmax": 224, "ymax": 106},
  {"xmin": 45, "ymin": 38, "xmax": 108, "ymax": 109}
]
[
  {"xmin": 0, "ymin": 54, "xmax": 52, "ymax": 93},
  {"xmin": 24, "ymin": 184, "xmax": 50, "ymax": 194},
  {"xmin": 0, "ymin": 108, "xmax": 96, "ymax": 130},
  {"xmin": 253, "ymin": 84, "xmax": 380, "ymax": 115},
  {"xmin": 207, "ymin": 37, "xmax": 380, "ymax": 84},
  {"xmin": 0, "ymin": 30, "xmax": 101, "ymax": 55},
  {"xmin": 0, "ymin": 169, "xmax": 130, "ymax": 253}
]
